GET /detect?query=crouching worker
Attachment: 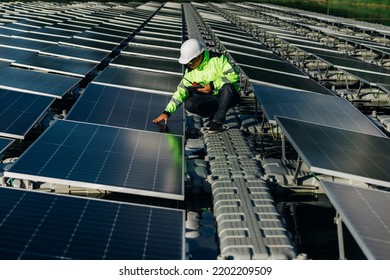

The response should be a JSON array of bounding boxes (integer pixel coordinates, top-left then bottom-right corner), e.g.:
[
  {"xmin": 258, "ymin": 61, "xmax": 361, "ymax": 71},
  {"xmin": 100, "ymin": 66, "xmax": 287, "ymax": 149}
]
[{"xmin": 153, "ymin": 38, "xmax": 241, "ymax": 133}]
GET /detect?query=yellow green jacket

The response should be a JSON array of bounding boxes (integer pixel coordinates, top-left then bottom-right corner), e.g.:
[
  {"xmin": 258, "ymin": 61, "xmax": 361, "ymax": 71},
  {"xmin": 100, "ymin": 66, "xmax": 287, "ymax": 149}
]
[{"xmin": 163, "ymin": 50, "xmax": 240, "ymax": 116}]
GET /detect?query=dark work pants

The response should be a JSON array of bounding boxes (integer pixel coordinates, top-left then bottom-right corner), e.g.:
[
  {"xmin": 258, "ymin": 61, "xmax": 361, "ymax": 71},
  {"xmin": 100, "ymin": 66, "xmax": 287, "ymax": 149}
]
[{"xmin": 184, "ymin": 83, "xmax": 240, "ymax": 123}]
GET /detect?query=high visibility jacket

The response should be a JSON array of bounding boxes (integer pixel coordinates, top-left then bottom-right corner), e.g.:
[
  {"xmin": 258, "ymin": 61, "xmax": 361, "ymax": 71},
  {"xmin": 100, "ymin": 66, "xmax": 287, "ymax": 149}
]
[{"xmin": 163, "ymin": 50, "xmax": 240, "ymax": 116}]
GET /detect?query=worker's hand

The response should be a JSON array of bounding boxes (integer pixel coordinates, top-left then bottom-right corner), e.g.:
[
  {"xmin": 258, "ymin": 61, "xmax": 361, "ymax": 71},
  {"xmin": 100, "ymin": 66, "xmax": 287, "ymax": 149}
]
[
  {"xmin": 153, "ymin": 113, "xmax": 169, "ymax": 125},
  {"xmin": 197, "ymin": 84, "xmax": 211, "ymax": 94}
]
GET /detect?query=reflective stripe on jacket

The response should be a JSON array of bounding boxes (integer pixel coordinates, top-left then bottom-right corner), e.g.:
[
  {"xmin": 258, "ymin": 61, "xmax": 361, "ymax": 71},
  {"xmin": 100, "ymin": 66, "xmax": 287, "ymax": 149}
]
[{"xmin": 164, "ymin": 50, "xmax": 240, "ymax": 115}]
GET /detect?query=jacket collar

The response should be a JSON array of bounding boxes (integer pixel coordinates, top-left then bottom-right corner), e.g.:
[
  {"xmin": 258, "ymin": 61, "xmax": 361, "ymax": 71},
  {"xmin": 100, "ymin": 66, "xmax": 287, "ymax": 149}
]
[{"xmin": 195, "ymin": 50, "xmax": 210, "ymax": 70}]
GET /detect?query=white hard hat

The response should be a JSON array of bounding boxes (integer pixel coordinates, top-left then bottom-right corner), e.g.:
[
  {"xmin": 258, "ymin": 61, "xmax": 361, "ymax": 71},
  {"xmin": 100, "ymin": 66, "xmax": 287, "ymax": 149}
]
[{"xmin": 178, "ymin": 39, "xmax": 205, "ymax": 64}]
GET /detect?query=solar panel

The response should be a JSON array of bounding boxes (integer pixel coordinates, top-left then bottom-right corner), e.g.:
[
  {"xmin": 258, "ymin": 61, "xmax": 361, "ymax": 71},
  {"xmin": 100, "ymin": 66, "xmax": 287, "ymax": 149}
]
[
  {"xmin": 0, "ymin": 46, "xmax": 35, "ymax": 63},
  {"xmin": 11, "ymin": 54, "xmax": 98, "ymax": 78},
  {"xmin": 59, "ymin": 38, "xmax": 118, "ymax": 52},
  {"xmin": 30, "ymin": 27, "xmax": 79, "ymax": 38},
  {"xmin": 0, "ymin": 66, "xmax": 80, "ymax": 98},
  {"xmin": 377, "ymin": 83, "xmax": 390, "ymax": 94},
  {"xmin": 316, "ymin": 53, "xmax": 390, "ymax": 76},
  {"xmin": 0, "ymin": 187, "xmax": 185, "ymax": 260},
  {"xmin": 121, "ymin": 44, "xmax": 180, "ymax": 60},
  {"xmin": 74, "ymin": 31, "xmax": 126, "ymax": 44},
  {"xmin": 231, "ymin": 53, "xmax": 307, "ymax": 77},
  {"xmin": 253, "ymin": 84, "xmax": 383, "ymax": 136},
  {"xmin": 224, "ymin": 44, "xmax": 281, "ymax": 59},
  {"xmin": 110, "ymin": 55, "xmax": 182, "ymax": 75},
  {"xmin": 66, "ymin": 84, "xmax": 184, "ymax": 136},
  {"xmin": 129, "ymin": 37, "xmax": 181, "ymax": 50},
  {"xmin": 5, "ymin": 119, "xmax": 184, "ymax": 200},
  {"xmin": 0, "ymin": 89, "xmax": 54, "ymax": 139},
  {"xmin": 39, "ymin": 45, "xmax": 110, "ymax": 63},
  {"xmin": 0, "ymin": 37, "xmax": 54, "ymax": 52},
  {"xmin": 137, "ymin": 31, "xmax": 182, "ymax": 41},
  {"xmin": 141, "ymin": 26, "xmax": 182, "ymax": 36},
  {"xmin": 88, "ymin": 26, "xmax": 132, "ymax": 38},
  {"xmin": 92, "ymin": 66, "xmax": 182, "ymax": 94},
  {"xmin": 340, "ymin": 68, "xmax": 390, "ymax": 86},
  {"xmin": 12, "ymin": 33, "xmax": 67, "ymax": 44},
  {"xmin": 241, "ymin": 65, "xmax": 334, "ymax": 95},
  {"xmin": 320, "ymin": 180, "xmax": 390, "ymax": 260},
  {"xmin": 0, "ymin": 137, "xmax": 14, "ymax": 155},
  {"xmin": 217, "ymin": 35, "xmax": 271, "ymax": 52},
  {"xmin": 275, "ymin": 116, "xmax": 390, "ymax": 188}
]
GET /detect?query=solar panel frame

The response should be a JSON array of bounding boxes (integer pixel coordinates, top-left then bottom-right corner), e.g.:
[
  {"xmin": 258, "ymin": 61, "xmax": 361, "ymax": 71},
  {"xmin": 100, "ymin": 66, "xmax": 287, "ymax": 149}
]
[
  {"xmin": 320, "ymin": 180, "xmax": 390, "ymax": 260},
  {"xmin": 0, "ymin": 187, "xmax": 185, "ymax": 260},
  {"xmin": 275, "ymin": 116, "xmax": 390, "ymax": 188},
  {"xmin": 5, "ymin": 119, "xmax": 184, "ymax": 200},
  {"xmin": 66, "ymin": 84, "xmax": 184, "ymax": 136}
]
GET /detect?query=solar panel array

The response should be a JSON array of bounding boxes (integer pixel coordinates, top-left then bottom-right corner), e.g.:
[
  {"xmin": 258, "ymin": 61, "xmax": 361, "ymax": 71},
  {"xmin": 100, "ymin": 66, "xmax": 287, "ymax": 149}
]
[
  {"xmin": 2, "ymin": 0, "xmax": 389, "ymax": 261},
  {"xmin": 194, "ymin": 4, "xmax": 334, "ymax": 95},
  {"xmin": 0, "ymin": 1, "xmax": 186, "ymax": 260},
  {"xmin": 200, "ymin": 2, "xmax": 390, "ymax": 259},
  {"xmin": 0, "ymin": 187, "xmax": 185, "ymax": 260}
]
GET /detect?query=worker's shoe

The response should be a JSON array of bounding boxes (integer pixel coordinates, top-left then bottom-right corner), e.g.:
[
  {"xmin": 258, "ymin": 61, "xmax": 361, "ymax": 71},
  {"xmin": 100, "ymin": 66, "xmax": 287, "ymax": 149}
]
[{"xmin": 208, "ymin": 121, "xmax": 223, "ymax": 133}]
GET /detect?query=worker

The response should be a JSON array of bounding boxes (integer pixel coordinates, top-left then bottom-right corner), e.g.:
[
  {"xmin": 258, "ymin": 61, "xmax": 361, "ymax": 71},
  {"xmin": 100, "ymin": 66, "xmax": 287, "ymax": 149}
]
[{"xmin": 153, "ymin": 38, "xmax": 241, "ymax": 133}]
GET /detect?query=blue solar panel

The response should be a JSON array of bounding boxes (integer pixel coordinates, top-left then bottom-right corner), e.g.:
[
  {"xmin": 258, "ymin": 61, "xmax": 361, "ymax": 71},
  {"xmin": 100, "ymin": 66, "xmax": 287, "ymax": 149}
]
[
  {"xmin": 0, "ymin": 187, "xmax": 185, "ymax": 260},
  {"xmin": 275, "ymin": 116, "xmax": 390, "ymax": 188},
  {"xmin": 110, "ymin": 55, "xmax": 182, "ymax": 75},
  {"xmin": 0, "ymin": 89, "xmax": 54, "ymax": 139},
  {"xmin": 66, "ymin": 84, "xmax": 184, "ymax": 136},
  {"xmin": 92, "ymin": 66, "xmax": 182, "ymax": 94},
  {"xmin": 11, "ymin": 54, "xmax": 98, "ymax": 78},
  {"xmin": 5, "ymin": 120, "xmax": 184, "ymax": 200},
  {"xmin": 253, "ymin": 84, "xmax": 384, "ymax": 137},
  {"xmin": 320, "ymin": 180, "xmax": 390, "ymax": 260},
  {"xmin": 0, "ymin": 137, "xmax": 14, "ymax": 155},
  {"xmin": 0, "ymin": 65, "xmax": 80, "ymax": 98}
]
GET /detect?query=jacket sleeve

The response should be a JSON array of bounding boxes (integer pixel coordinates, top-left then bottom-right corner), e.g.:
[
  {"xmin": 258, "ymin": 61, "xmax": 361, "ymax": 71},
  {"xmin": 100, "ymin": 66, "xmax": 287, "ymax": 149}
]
[
  {"xmin": 212, "ymin": 55, "xmax": 239, "ymax": 91},
  {"xmin": 163, "ymin": 77, "xmax": 190, "ymax": 116}
]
